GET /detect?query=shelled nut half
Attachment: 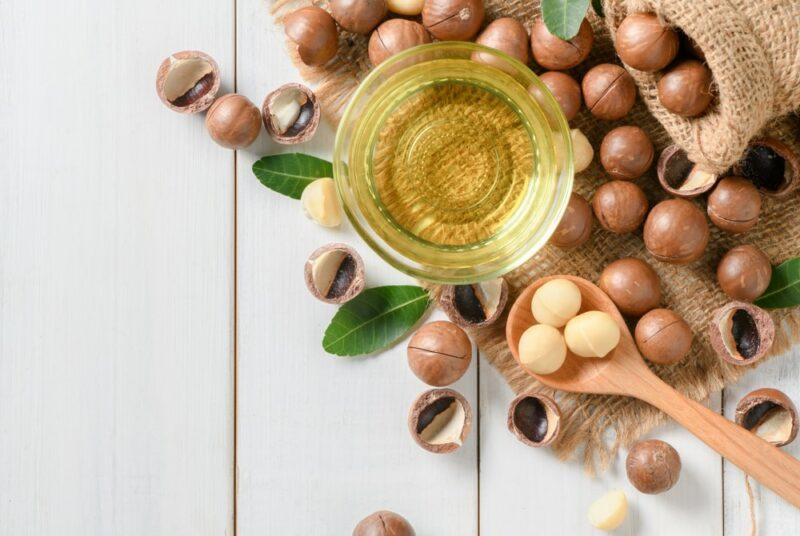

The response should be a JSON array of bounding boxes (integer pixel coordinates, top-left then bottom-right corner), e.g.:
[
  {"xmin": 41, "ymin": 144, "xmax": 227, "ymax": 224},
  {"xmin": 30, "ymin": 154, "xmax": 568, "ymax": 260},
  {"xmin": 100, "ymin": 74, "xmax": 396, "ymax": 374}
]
[
  {"xmin": 262, "ymin": 83, "xmax": 320, "ymax": 145},
  {"xmin": 709, "ymin": 301, "xmax": 774, "ymax": 366},
  {"xmin": 156, "ymin": 50, "xmax": 220, "ymax": 114},
  {"xmin": 733, "ymin": 137, "xmax": 800, "ymax": 198},
  {"xmin": 408, "ymin": 388, "xmax": 472, "ymax": 453},
  {"xmin": 439, "ymin": 278, "xmax": 508, "ymax": 328},
  {"xmin": 507, "ymin": 392, "xmax": 561, "ymax": 448},
  {"xmin": 304, "ymin": 243, "xmax": 365, "ymax": 304},
  {"xmin": 657, "ymin": 145, "xmax": 718, "ymax": 198},
  {"xmin": 735, "ymin": 388, "xmax": 798, "ymax": 447}
]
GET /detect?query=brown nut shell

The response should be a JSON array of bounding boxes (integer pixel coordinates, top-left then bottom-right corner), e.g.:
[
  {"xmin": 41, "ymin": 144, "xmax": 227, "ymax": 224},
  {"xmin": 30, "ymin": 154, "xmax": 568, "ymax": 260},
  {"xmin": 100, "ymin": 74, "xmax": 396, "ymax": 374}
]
[
  {"xmin": 582, "ymin": 63, "xmax": 636, "ymax": 121},
  {"xmin": 733, "ymin": 137, "xmax": 800, "ymax": 198},
  {"xmin": 735, "ymin": 388, "xmax": 798, "ymax": 447},
  {"xmin": 439, "ymin": 278, "xmax": 508, "ymax": 328},
  {"xmin": 205, "ymin": 94, "xmax": 262, "ymax": 149},
  {"xmin": 368, "ymin": 19, "xmax": 431, "ymax": 66},
  {"xmin": 657, "ymin": 60, "xmax": 713, "ymax": 117},
  {"xmin": 643, "ymin": 199, "xmax": 709, "ymax": 264},
  {"xmin": 615, "ymin": 13, "xmax": 679, "ymax": 72},
  {"xmin": 599, "ymin": 257, "xmax": 662, "ymax": 317},
  {"xmin": 473, "ymin": 18, "xmax": 530, "ymax": 68},
  {"xmin": 507, "ymin": 392, "xmax": 561, "ymax": 448},
  {"xmin": 304, "ymin": 243, "xmax": 366, "ymax": 304},
  {"xmin": 530, "ymin": 18, "xmax": 593, "ymax": 70},
  {"xmin": 330, "ymin": 0, "xmax": 387, "ymax": 34},
  {"xmin": 285, "ymin": 7, "xmax": 339, "ymax": 67},
  {"xmin": 626, "ymin": 439, "xmax": 681, "ymax": 494},
  {"xmin": 707, "ymin": 177, "xmax": 761, "ymax": 234},
  {"xmin": 262, "ymin": 83, "xmax": 320, "ymax": 145},
  {"xmin": 716, "ymin": 245, "xmax": 772, "ymax": 302},
  {"xmin": 408, "ymin": 388, "xmax": 472, "ymax": 453},
  {"xmin": 540, "ymin": 71, "xmax": 582, "ymax": 122},
  {"xmin": 422, "ymin": 0, "xmax": 484, "ymax": 41},
  {"xmin": 592, "ymin": 180, "xmax": 649, "ymax": 234},
  {"xmin": 156, "ymin": 50, "xmax": 220, "ymax": 114},
  {"xmin": 709, "ymin": 301, "xmax": 774, "ymax": 366},
  {"xmin": 657, "ymin": 145, "xmax": 718, "ymax": 198},
  {"xmin": 600, "ymin": 126, "xmax": 654, "ymax": 180},
  {"xmin": 635, "ymin": 308, "xmax": 693, "ymax": 365},
  {"xmin": 550, "ymin": 192, "xmax": 593, "ymax": 248},
  {"xmin": 353, "ymin": 510, "xmax": 415, "ymax": 536},
  {"xmin": 407, "ymin": 321, "xmax": 472, "ymax": 387}
]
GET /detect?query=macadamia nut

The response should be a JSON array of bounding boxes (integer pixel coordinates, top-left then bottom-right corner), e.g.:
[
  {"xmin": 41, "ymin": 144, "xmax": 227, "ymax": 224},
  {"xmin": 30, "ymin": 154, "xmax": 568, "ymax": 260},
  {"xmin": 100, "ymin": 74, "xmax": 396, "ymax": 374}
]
[
  {"xmin": 564, "ymin": 311, "xmax": 620, "ymax": 358},
  {"xmin": 518, "ymin": 324, "xmax": 567, "ymax": 375},
  {"xmin": 531, "ymin": 279, "xmax": 582, "ymax": 327},
  {"xmin": 588, "ymin": 490, "xmax": 628, "ymax": 531},
  {"xmin": 301, "ymin": 178, "xmax": 342, "ymax": 227},
  {"xmin": 571, "ymin": 129, "xmax": 594, "ymax": 173},
  {"xmin": 388, "ymin": 0, "xmax": 424, "ymax": 15}
]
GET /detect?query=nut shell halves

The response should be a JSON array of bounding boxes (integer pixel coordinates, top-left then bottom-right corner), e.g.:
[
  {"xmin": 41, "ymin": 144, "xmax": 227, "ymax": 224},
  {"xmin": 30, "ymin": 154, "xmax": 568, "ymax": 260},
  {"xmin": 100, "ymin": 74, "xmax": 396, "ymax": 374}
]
[{"xmin": 408, "ymin": 388, "xmax": 472, "ymax": 453}]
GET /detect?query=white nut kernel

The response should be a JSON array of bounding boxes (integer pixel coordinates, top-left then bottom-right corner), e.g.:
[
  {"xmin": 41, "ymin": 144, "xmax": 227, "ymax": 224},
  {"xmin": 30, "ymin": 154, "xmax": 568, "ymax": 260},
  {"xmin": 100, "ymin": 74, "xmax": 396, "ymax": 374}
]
[
  {"xmin": 588, "ymin": 490, "xmax": 628, "ymax": 531},
  {"xmin": 531, "ymin": 278, "xmax": 582, "ymax": 328},
  {"xmin": 571, "ymin": 128, "xmax": 594, "ymax": 173},
  {"xmin": 387, "ymin": 0, "xmax": 424, "ymax": 15},
  {"xmin": 301, "ymin": 178, "xmax": 342, "ymax": 227},
  {"xmin": 564, "ymin": 310, "xmax": 620, "ymax": 358},
  {"xmin": 518, "ymin": 324, "xmax": 567, "ymax": 375}
]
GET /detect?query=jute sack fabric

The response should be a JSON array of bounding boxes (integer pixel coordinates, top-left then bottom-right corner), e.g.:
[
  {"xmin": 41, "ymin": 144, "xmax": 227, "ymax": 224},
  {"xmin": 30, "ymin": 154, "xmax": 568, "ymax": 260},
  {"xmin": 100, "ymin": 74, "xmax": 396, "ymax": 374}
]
[
  {"xmin": 271, "ymin": 0, "xmax": 800, "ymax": 471},
  {"xmin": 604, "ymin": 0, "xmax": 800, "ymax": 174}
]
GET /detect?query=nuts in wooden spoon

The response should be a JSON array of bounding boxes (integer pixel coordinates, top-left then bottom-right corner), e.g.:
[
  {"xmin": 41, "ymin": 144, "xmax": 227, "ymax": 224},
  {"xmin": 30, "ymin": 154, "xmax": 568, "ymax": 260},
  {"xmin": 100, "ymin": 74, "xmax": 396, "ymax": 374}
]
[
  {"xmin": 564, "ymin": 311, "xmax": 621, "ymax": 358},
  {"xmin": 657, "ymin": 145, "xmax": 718, "ymax": 198},
  {"xmin": 205, "ymin": 94, "xmax": 262, "ymax": 149},
  {"xmin": 408, "ymin": 388, "xmax": 472, "ymax": 453},
  {"xmin": 507, "ymin": 392, "xmax": 561, "ymax": 447},
  {"xmin": 156, "ymin": 50, "xmax": 220, "ymax": 114},
  {"xmin": 531, "ymin": 278, "xmax": 582, "ymax": 328},
  {"xmin": 304, "ymin": 243, "xmax": 365, "ymax": 304},
  {"xmin": 262, "ymin": 83, "xmax": 320, "ymax": 145},
  {"xmin": 353, "ymin": 510, "xmax": 415, "ymax": 536},
  {"xmin": 626, "ymin": 439, "xmax": 681, "ymax": 494},
  {"xmin": 284, "ymin": 7, "xmax": 339, "ymax": 67},
  {"xmin": 735, "ymin": 388, "xmax": 798, "ymax": 447},
  {"xmin": 588, "ymin": 490, "xmax": 628, "ymax": 531},
  {"xmin": 407, "ymin": 321, "xmax": 472, "ymax": 386},
  {"xmin": 518, "ymin": 324, "xmax": 567, "ymax": 375},
  {"xmin": 709, "ymin": 301, "xmax": 774, "ymax": 366},
  {"xmin": 530, "ymin": 18, "xmax": 594, "ymax": 70},
  {"xmin": 439, "ymin": 278, "xmax": 508, "ymax": 328},
  {"xmin": 716, "ymin": 244, "xmax": 772, "ymax": 302}
]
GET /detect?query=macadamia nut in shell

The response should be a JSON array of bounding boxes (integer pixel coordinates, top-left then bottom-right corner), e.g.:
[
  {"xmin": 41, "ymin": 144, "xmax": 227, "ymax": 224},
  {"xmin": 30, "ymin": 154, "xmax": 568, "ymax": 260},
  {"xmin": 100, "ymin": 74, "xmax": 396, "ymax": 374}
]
[
  {"xmin": 284, "ymin": 7, "xmax": 339, "ymax": 67},
  {"xmin": 353, "ymin": 510, "xmax": 415, "ymax": 536},
  {"xmin": 422, "ymin": 0, "xmax": 484, "ymax": 41},
  {"xmin": 369, "ymin": 19, "xmax": 431, "ymax": 66},
  {"xmin": 626, "ymin": 439, "xmax": 681, "ymax": 494},
  {"xmin": 582, "ymin": 64, "xmax": 636, "ymax": 121},
  {"xmin": 598, "ymin": 258, "xmax": 662, "ymax": 317},
  {"xmin": 156, "ymin": 50, "xmax": 220, "ymax": 114},
  {"xmin": 407, "ymin": 321, "xmax": 472, "ymax": 386},
  {"xmin": 635, "ymin": 309, "xmax": 692, "ymax": 365},
  {"xmin": 205, "ymin": 94, "xmax": 262, "ymax": 149},
  {"xmin": 644, "ymin": 199, "xmax": 709, "ymax": 264},
  {"xmin": 550, "ymin": 192, "xmax": 593, "ymax": 249},
  {"xmin": 530, "ymin": 18, "xmax": 593, "ymax": 70}
]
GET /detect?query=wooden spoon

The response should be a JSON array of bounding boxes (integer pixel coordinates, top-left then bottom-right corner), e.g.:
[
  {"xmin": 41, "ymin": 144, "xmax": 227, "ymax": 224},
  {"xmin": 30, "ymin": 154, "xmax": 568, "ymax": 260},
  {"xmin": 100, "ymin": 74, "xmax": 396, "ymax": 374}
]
[{"xmin": 506, "ymin": 275, "xmax": 800, "ymax": 508}]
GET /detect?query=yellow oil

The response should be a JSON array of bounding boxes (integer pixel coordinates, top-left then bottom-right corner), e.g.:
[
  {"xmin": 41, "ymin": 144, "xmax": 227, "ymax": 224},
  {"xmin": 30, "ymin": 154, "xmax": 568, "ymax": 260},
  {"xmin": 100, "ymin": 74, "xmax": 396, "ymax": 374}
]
[{"xmin": 350, "ymin": 59, "xmax": 544, "ymax": 248}]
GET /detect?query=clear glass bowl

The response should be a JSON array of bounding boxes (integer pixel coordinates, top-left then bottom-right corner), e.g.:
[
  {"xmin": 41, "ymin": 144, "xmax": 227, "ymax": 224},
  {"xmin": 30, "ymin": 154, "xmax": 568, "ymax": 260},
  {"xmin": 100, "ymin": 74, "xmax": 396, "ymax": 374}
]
[{"xmin": 334, "ymin": 42, "xmax": 574, "ymax": 284}]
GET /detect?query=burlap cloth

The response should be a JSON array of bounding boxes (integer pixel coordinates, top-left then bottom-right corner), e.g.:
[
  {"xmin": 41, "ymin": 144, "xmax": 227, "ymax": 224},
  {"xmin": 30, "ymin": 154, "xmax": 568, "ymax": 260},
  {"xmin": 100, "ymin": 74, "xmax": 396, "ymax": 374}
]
[{"xmin": 271, "ymin": 0, "xmax": 800, "ymax": 471}]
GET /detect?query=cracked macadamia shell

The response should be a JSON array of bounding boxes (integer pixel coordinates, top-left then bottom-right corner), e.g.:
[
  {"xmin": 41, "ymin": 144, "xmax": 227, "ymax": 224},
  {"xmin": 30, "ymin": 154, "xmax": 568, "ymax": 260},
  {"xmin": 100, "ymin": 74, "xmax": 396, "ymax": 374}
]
[
  {"xmin": 657, "ymin": 145, "xmax": 717, "ymax": 198},
  {"xmin": 368, "ymin": 19, "xmax": 431, "ymax": 66},
  {"xmin": 156, "ymin": 50, "xmax": 220, "ymax": 114},
  {"xmin": 353, "ymin": 510, "xmax": 415, "ymax": 536},
  {"xmin": 599, "ymin": 258, "xmax": 661, "ymax": 317},
  {"xmin": 262, "ymin": 83, "xmax": 320, "ymax": 145},
  {"xmin": 550, "ymin": 192, "xmax": 593, "ymax": 248},
  {"xmin": 582, "ymin": 63, "xmax": 636, "ymax": 121},
  {"xmin": 733, "ymin": 137, "xmax": 800, "ymax": 198},
  {"xmin": 634, "ymin": 308, "xmax": 692, "ymax": 365},
  {"xmin": 626, "ymin": 439, "xmax": 681, "ymax": 494},
  {"xmin": 707, "ymin": 177, "xmax": 761, "ymax": 234},
  {"xmin": 407, "ymin": 321, "xmax": 472, "ymax": 387},
  {"xmin": 507, "ymin": 393, "xmax": 561, "ymax": 447},
  {"xmin": 709, "ymin": 301, "xmax": 774, "ymax": 366},
  {"xmin": 643, "ymin": 198, "xmax": 709, "ymax": 264},
  {"xmin": 422, "ymin": 0, "xmax": 484, "ymax": 41},
  {"xmin": 439, "ymin": 278, "xmax": 508, "ymax": 328},
  {"xmin": 408, "ymin": 388, "xmax": 472, "ymax": 453},
  {"xmin": 735, "ymin": 388, "xmax": 798, "ymax": 447},
  {"xmin": 304, "ymin": 243, "xmax": 365, "ymax": 304},
  {"xmin": 530, "ymin": 18, "xmax": 593, "ymax": 70}
]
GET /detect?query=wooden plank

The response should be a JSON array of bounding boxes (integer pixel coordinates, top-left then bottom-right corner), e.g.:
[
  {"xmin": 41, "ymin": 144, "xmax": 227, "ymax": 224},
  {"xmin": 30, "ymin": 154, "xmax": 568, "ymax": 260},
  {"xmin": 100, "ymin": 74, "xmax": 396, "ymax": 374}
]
[
  {"xmin": 234, "ymin": 4, "xmax": 478, "ymax": 533},
  {"xmin": 0, "ymin": 0, "xmax": 234, "ymax": 533},
  {"xmin": 723, "ymin": 350, "xmax": 800, "ymax": 535},
  {"xmin": 479, "ymin": 357, "xmax": 724, "ymax": 535}
]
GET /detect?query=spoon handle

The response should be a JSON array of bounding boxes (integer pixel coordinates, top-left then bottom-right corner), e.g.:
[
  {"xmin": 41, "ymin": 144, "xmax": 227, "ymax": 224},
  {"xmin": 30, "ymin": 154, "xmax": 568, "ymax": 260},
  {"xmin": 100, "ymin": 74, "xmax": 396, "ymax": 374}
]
[{"xmin": 637, "ymin": 373, "xmax": 800, "ymax": 508}]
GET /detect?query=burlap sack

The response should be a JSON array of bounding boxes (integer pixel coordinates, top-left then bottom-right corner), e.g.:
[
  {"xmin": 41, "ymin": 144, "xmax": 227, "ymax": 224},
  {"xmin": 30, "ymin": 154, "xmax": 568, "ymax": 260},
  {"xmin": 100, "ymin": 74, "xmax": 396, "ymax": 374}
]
[
  {"xmin": 271, "ymin": 1, "xmax": 800, "ymax": 471},
  {"xmin": 604, "ymin": 0, "xmax": 800, "ymax": 174}
]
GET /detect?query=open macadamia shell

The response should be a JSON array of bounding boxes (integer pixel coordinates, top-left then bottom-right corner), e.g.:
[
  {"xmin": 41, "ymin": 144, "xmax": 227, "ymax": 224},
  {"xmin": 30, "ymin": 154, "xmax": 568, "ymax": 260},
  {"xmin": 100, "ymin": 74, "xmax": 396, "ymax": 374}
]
[
  {"xmin": 657, "ymin": 145, "xmax": 717, "ymax": 198},
  {"xmin": 735, "ymin": 388, "xmax": 798, "ymax": 447},
  {"xmin": 156, "ymin": 50, "xmax": 220, "ymax": 114},
  {"xmin": 733, "ymin": 137, "xmax": 800, "ymax": 198},
  {"xmin": 439, "ymin": 278, "xmax": 508, "ymax": 328},
  {"xmin": 304, "ymin": 243, "xmax": 365, "ymax": 304},
  {"xmin": 408, "ymin": 388, "xmax": 472, "ymax": 453},
  {"xmin": 507, "ymin": 392, "xmax": 561, "ymax": 448},
  {"xmin": 262, "ymin": 83, "xmax": 320, "ymax": 144},
  {"xmin": 709, "ymin": 301, "xmax": 774, "ymax": 366}
]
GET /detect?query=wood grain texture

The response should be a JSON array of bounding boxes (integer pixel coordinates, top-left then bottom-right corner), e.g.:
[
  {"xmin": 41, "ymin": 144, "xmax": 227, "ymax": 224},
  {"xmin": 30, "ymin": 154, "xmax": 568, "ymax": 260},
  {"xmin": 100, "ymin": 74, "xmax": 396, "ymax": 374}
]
[{"xmin": 0, "ymin": 0, "xmax": 234, "ymax": 533}]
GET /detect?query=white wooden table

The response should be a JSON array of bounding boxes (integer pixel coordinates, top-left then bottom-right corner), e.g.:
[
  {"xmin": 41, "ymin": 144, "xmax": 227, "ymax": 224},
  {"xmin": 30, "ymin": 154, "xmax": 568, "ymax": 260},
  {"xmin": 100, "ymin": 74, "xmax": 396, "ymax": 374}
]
[{"xmin": 2, "ymin": 0, "xmax": 799, "ymax": 534}]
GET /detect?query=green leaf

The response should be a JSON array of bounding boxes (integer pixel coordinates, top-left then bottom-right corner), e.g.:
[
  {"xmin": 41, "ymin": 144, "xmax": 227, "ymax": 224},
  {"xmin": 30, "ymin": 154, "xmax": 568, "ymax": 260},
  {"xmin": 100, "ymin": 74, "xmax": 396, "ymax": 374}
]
[
  {"xmin": 323, "ymin": 286, "xmax": 431, "ymax": 356},
  {"xmin": 252, "ymin": 153, "xmax": 333, "ymax": 200},
  {"xmin": 541, "ymin": 0, "xmax": 591, "ymax": 40},
  {"xmin": 755, "ymin": 258, "xmax": 800, "ymax": 309},
  {"xmin": 591, "ymin": 0, "xmax": 604, "ymax": 17}
]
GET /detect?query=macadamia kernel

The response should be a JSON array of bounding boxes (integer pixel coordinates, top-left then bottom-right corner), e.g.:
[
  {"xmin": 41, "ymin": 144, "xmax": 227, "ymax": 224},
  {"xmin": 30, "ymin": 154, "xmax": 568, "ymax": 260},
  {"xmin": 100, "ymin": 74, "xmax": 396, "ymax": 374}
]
[
  {"xmin": 518, "ymin": 324, "xmax": 567, "ymax": 375},
  {"xmin": 588, "ymin": 490, "xmax": 628, "ymax": 531},
  {"xmin": 571, "ymin": 128, "xmax": 594, "ymax": 173},
  {"xmin": 301, "ymin": 178, "xmax": 342, "ymax": 227},
  {"xmin": 531, "ymin": 279, "xmax": 582, "ymax": 327},
  {"xmin": 388, "ymin": 0, "xmax": 424, "ymax": 15},
  {"xmin": 564, "ymin": 311, "xmax": 620, "ymax": 358}
]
